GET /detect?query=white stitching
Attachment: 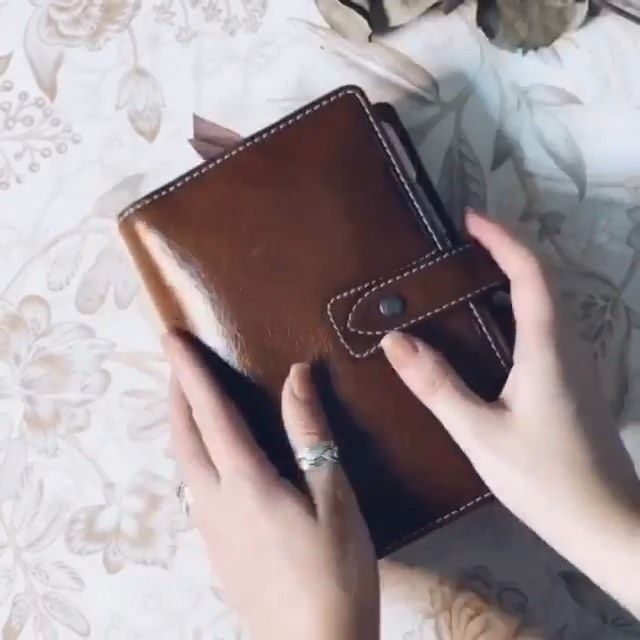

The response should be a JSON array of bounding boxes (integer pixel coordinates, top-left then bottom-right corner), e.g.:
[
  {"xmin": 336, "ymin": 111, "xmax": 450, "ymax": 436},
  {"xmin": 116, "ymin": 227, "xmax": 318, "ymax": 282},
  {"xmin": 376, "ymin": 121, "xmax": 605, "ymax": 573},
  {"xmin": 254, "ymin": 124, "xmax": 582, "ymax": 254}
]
[
  {"xmin": 325, "ymin": 248, "xmax": 440, "ymax": 360},
  {"xmin": 305, "ymin": 91, "xmax": 505, "ymax": 533},
  {"xmin": 346, "ymin": 246, "xmax": 471, "ymax": 328},
  {"xmin": 322, "ymin": 89, "xmax": 506, "ymax": 535},
  {"xmin": 380, "ymin": 492, "xmax": 491, "ymax": 555},
  {"xmin": 119, "ymin": 90, "xmax": 350, "ymax": 219},
  {"xmin": 351, "ymin": 281, "xmax": 503, "ymax": 337},
  {"xmin": 469, "ymin": 301, "xmax": 509, "ymax": 371},
  {"xmin": 326, "ymin": 297, "xmax": 377, "ymax": 359},
  {"xmin": 345, "ymin": 246, "xmax": 478, "ymax": 335},
  {"xmin": 327, "ymin": 249, "xmax": 438, "ymax": 359},
  {"xmin": 338, "ymin": 249, "xmax": 440, "ymax": 301},
  {"xmin": 119, "ymin": 86, "xmax": 443, "ymax": 249},
  {"xmin": 119, "ymin": 85, "xmax": 506, "ymax": 535}
]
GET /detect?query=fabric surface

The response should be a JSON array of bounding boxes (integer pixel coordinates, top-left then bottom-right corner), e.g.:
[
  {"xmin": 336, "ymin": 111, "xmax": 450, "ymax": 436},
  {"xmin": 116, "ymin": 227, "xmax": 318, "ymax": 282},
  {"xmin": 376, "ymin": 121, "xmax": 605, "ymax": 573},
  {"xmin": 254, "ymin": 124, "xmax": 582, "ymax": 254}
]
[{"xmin": 0, "ymin": 1, "xmax": 639, "ymax": 638}]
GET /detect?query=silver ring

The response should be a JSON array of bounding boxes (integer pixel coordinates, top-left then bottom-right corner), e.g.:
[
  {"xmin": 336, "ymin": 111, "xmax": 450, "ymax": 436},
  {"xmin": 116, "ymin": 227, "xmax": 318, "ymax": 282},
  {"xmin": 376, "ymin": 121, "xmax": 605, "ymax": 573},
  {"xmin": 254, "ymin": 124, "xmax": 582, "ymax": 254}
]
[
  {"xmin": 295, "ymin": 441, "xmax": 340, "ymax": 471},
  {"xmin": 176, "ymin": 481, "xmax": 193, "ymax": 517}
]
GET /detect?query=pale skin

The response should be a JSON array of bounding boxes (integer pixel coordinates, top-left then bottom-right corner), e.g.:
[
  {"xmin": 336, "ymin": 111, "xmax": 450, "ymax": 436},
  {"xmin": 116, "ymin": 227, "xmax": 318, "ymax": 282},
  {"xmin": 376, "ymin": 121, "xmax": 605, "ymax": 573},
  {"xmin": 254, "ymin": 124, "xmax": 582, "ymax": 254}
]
[{"xmin": 163, "ymin": 210, "xmax": 640, "ymax": 640}]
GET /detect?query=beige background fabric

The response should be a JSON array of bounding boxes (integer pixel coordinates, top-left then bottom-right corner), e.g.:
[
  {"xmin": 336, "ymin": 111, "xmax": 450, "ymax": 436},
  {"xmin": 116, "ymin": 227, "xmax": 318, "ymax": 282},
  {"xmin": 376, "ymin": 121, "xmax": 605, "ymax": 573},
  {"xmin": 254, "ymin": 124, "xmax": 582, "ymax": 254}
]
[{"xmin": 0, "ymin": 1, "xmax": 639, "ymax": 638}]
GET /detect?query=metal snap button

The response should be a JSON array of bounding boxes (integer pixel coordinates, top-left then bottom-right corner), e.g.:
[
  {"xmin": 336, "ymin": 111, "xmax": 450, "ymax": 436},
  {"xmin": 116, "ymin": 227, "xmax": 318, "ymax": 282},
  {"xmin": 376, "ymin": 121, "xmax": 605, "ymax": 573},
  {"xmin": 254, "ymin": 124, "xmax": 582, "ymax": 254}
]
[{"xmin": 378, "ymin": 294, "xmax": 407, "ymax": 319}]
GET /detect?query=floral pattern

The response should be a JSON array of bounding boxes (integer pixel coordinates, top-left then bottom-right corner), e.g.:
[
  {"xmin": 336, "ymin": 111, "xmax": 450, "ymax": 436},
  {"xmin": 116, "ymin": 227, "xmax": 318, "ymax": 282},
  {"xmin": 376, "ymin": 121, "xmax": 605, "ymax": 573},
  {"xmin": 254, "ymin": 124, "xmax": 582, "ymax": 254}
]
[
  {"xmin": 0, "ymin": 295, "xmax": 112, "ymax": 456},
  {"xmin": 0, "ymin": 0, "xmax": 639, "ymax": 638},
  {"xmin": 37, "ymin": 0, "xmax": 141, "ymax": 49},
  {"xmin": 0, "ymin": 464, "xmax": 89, "ymax": 638},
  {"xmin": 65, "ymin": 471, "xmax": 180, "ymax": 574},
  {"xmin": 0, "ymin": 80, "xmax": 81, "ymax": 189}
]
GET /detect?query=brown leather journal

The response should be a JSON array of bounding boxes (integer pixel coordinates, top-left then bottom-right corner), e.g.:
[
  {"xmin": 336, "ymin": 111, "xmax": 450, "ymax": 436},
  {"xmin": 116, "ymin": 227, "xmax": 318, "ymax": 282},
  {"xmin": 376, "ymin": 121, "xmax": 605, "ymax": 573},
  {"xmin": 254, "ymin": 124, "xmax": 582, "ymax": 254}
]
[{"xmin": 118, "ymin": 86, "xmax": 512, "ymax": 556}]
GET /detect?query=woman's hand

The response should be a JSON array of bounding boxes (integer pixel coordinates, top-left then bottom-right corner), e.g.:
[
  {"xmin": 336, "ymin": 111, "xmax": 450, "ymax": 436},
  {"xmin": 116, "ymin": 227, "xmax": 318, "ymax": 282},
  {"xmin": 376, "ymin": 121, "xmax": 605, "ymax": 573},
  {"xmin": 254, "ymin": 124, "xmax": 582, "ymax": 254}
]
[
  {"xmin": 382, "ymin": 210, "xmax": 640, "ymax": 617},
  {"xmin": 163, "ymin": 335, "xmax": 378, "ymax": 640}
]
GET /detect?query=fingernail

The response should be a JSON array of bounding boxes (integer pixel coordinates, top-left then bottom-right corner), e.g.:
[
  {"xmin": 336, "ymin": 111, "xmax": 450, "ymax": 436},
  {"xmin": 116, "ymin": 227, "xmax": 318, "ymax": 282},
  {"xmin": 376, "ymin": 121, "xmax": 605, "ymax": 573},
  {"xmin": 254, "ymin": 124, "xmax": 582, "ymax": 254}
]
[
  {"xmin": 288, "ymin": 363, "xmax": 314, "ymax": 400},
  {"xmin": 464, "ymin": 209, "xmax": 485, "ymax": 239},
  {"xmin": 464, "ymin": 207, "xmax": 482, "ymax": 225},
  {"xmin": 380, "ymin": 332, "xmax": 419, "ymax": 365}
]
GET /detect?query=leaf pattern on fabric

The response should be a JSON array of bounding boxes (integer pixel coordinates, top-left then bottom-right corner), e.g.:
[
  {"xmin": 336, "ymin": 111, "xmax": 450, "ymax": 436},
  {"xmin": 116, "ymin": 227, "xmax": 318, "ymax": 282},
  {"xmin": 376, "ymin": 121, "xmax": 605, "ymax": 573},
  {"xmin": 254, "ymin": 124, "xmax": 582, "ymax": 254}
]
[
  {"xmin": 523, "ymin": 84, "xmax": 582, "ymax": 106},
  {"xmin": 561, "ymin": 269, "xmax": 632, "ymax": 416},
  {"xmin": 20, "ymin": 503, "xmax": 69, "ymax": 553},
  {"xmin": 315, "ymin": 0, "xmax": 372, "ymax": 43},
  {"xmin": 0, "ymin": 569, "xmax": 13, "ymax": 608},
  {"xmin": 492, "ymin": 77, "xmax": 527, "ymax": 171},
  {"xmin": 537, "ymin": 45, "xmax": 564, "ymax": 67},
  {"xmin": 75, "ymin": 245, "xmax": 139, "ymax": 314},
  {"xmin": 532, "ymin": 109, "xmax": 587, "ymax": 199},
  {"xmin": 89, "ymin": 174, "xmax": 146, "ymax": 219},
  {"xmin": 5, "ymin": 466, "xmax": 71, "ymax": 556},
  {"xmin": 23, "ymin": 12, "xmax": 64, "ymax": 101},
  {"xmin": 41, "ymin": 592, "xmax": 90, "ymax": 637},
  {"xmin": 3, "ymin": 592, "xmax": 34, "ymax": 640},
  {"xmin": 12, "ymin": 465, "xmax": 44, "ymax": 532},
  {"xmin": 437, "ymin": 128, "xmax": 486, "ymax": 228},
  {"xmin": 47, "ymin": 238, "xmax": 84, "ymax": 292},
  {"xmin": 381, "ymin": 0, "xmax": 440, "ymax": 27},
  {"xmin": 0, "ymin": 440, "xmax": 28, "ymax": 504},
  {"xmin": 492, "ymin": 125, "xmax": 512, "ymax": 172},
  {"xmin": 33, "ymin": 614, "xmax": 59, "ymax": 640},
  {"xmin": 298, "ymin": 21, "xmax": 440, "ymax": 102},
  {"xmin": 30, "ymin": 561, "xmax": 84, "ymax": 592},
  {"xmin": 120, "ymin": 388, "xmax": 169, "ymax": 441}
]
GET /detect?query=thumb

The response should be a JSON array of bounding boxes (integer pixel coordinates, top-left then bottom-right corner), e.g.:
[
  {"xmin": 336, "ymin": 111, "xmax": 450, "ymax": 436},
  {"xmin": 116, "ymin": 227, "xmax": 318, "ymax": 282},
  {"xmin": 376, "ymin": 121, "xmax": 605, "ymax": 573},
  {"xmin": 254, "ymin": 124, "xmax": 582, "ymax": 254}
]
[{"xmin": 381, "ymin": 331, "xmax": 492, "ymax": 450}]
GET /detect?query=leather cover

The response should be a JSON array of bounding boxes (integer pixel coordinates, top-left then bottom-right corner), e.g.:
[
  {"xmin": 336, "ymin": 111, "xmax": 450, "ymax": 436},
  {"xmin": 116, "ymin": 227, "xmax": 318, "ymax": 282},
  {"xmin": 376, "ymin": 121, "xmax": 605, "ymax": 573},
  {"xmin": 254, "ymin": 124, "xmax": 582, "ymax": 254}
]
[{"xmin": 118, "ymin": 86, "xmax": 512, "ymax": 556}]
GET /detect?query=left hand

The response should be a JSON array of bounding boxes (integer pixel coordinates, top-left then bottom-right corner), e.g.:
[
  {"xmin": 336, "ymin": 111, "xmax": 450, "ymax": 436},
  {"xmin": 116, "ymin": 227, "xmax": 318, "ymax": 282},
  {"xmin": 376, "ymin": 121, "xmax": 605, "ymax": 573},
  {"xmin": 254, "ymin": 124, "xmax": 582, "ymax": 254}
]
[{"xmin": 163, "ymin": 331, "xmax": 379, "ymax": 640}]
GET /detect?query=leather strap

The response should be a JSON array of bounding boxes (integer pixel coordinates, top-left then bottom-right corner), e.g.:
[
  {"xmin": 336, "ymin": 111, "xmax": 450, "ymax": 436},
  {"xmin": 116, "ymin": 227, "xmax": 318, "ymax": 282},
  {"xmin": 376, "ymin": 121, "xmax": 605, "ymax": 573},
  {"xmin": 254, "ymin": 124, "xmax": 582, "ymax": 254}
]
[{"xmin": 327, "ymin": 244, "xmax": 506, "ymax": 357}]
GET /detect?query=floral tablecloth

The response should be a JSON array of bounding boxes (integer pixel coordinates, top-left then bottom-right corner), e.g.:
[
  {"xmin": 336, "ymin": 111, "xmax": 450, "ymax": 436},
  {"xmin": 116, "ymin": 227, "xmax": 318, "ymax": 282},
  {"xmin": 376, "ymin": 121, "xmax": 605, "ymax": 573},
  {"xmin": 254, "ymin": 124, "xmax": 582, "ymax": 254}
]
[{"xmin": 0, "ymin": 1, "xmax": 639, "ymax": 639}]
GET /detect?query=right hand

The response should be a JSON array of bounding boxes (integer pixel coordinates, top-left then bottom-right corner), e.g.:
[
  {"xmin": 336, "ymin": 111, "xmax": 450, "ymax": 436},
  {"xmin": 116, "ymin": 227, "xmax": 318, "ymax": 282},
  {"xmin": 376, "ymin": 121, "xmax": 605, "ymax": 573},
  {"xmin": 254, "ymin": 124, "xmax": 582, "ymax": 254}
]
[{"xmin": 381, "ymin": 210, "xmax": 640, "ymax": 616}]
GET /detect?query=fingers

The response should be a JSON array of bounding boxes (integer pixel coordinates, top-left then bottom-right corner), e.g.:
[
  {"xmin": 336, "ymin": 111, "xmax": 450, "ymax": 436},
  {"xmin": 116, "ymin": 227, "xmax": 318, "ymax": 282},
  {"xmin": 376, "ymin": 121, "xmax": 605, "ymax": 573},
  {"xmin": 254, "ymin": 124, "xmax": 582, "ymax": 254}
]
[
  {"xmin": 163, "ymin": 331, "xmax": 274, "ymax": 480},
  {"xmin": 169, "ymin": 376, "xmax": 219, "ymax": 494},
  {"xmin": 281, "ymin": 364, "xmax": 350, "ymax": 517},
  {"xmin": 381, "ymin": 331, "xmax": 496, "ymax": 451},
  {"xmin": 465, "ymin": 209, "xmax": 555, "ymax": 355}
]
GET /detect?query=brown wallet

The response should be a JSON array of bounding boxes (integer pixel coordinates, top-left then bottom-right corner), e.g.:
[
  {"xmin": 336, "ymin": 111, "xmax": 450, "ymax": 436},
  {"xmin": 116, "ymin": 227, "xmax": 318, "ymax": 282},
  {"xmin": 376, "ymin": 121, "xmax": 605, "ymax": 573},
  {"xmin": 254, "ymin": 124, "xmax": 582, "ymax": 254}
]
[{"xmin": 118, "ymin": 86, "xmax": 513, "ymax": 556}]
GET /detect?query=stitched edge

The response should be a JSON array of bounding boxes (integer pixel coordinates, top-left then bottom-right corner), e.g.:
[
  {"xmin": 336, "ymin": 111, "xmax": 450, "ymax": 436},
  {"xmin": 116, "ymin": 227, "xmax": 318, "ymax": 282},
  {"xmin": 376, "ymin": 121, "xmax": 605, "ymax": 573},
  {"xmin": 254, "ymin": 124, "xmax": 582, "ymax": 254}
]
[
  {"xmin": 330, "ymin": 249, "xmax": 439, "ymax": 302},
  {"xmin": 119, "ymin": 84, "xmax": 506, "ymax": 539},
  {"xmin": 327, "ymin": 298, "xmax": 379, "ymax": 360},
  {"xmin": 325, "ymin": 249, "xmax": 440, "ymax": 360},
  {"xmin": 352, "ymin": 280, "xmax": 503, "ymax": 337},
  {"xmin": 119, "ymin": 90, "xmax": 349, "ymax": 220},
  {"xmin": 119, "ymin": 86, "xmax": 443, "ymax": 250},
  {"xmin": 380, "ymin": 491, "xmax": 492, "ymax": 556},
  {"xmin": 324, "ymin": 88, "xmax": 509, "ymax": 540},
  {"xmin": 346, "ymin": 245, "xmax": 470, "ymax": 334},
  {"xmin": 469, "ymin": 301, "xmax": 509, "ymax": 371},
  {"xmin": 329, "ymin": 90, "xmax": 508, "ymax": 538}
]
